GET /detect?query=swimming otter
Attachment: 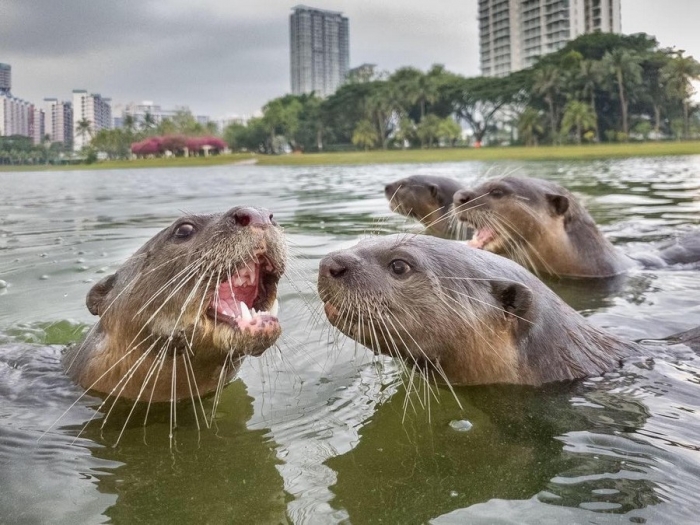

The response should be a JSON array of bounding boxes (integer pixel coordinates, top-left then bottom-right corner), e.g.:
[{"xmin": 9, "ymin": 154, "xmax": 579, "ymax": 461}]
[
  {"xmin": 453, "ymin": 176, "xmax": 700, "ymax": 278},
  {"xmin": 63, "ymin": 206, "xmax": 286, "ymax": 402},
  {"xmin": 384, "ymin": 175, "xmax": 469, "ymax": 239},
  {"xmin": 317, "ymin": 234, "xmax": 698, "ymax": 386}
]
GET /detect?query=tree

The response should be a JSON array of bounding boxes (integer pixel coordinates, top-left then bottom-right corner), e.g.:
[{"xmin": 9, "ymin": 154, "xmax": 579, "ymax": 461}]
[
  {"xmin": 415, "ymin": 114, "xmax": 442, "ymax": 148},
  {"xmin": 352, "ymin": 119, "xmax": 379, "ymax": 150},
  {"xmin": 533, "ymin": 66, "xmax": 563, "ymax": 144},
  {"xmin": 602, "ymin": 49, "xmax": 643, "ymax": 137},
  {"xmin": 449, "ymin": 75, "xmax": 514, "ymax": 145},
  {"xmin": 142, "ymin": 111, "xmax": 157, "ymax": 133},
  {"xmin": 517, "ymin": 108, "xmax": 544, "ymax": 146},
  {"xmin": 561, "ymin": 101, "xmax": 597, "ymax": 144},
  {"xmin": 662, "ymin": 51, "xmax": 700, "ymax": 139},
  {"xmin": 438, "ymin": 117, "xmax": 462, "ymax": 146},
  {"xmin": 76, "ymin": 118, "xmax": 93, "ymax": 146},
  {"xmin": 574, "ymin": 59, "xmax": 603, "ymax": 139}
]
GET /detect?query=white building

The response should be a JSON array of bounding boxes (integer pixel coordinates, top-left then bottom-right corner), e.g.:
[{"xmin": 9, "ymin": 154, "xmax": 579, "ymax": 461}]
[
  {"xmin": 30, "ymin": 107, "xmax": 45, "ymax": 145},
  {"xmin": 44, "ymin": 98, "xmax": 73, "ymax": 147},
  {"xmin": 0, "ymin": 93, "xmax": 31, "ymax": 138},
  {"xmin": 116, "ymin": 100, "xmax": 178, "ymax": 129},
  {"xmin": 479, "ymin": 0, "xmax": 621, "ymax": 77},
  {"xmin": 290, "ymin": 5, "xmax": 350, "ymax": 97},
  {"xmin": 72, "ymin": 90, "xmax": 112, "ymax": 151}
]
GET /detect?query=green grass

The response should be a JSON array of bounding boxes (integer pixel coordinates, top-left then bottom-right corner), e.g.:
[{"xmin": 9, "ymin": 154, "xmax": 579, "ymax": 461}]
[
  {"xmin": 257, "ymin": 141, "xmax": 700, "ymax": 166},
  {"xmin": 1, "ymin": 141, "xmax": 699, "ymax": 173}
]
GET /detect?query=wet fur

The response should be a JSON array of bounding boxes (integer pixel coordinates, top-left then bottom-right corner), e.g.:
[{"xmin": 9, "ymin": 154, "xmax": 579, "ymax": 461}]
[
  {"xmin": 384, "ymin": 175, "xmax": 470, "ymax": 239},
  {"xmin": 454, "ymin": 176, "xmax": 700, "ymax": 278},
  {"xmin": 318, "ymin": 234, "xmax": 637, "ymax": 387},
  {"xmin": 63, "ymin": 207, "xmax": 287, "ymax": 405}
]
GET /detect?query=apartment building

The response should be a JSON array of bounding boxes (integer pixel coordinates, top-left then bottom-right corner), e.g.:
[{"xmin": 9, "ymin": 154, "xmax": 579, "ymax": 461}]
[
  {"xmin": 72, "ymin": 90, "xmax": 112, "ymax": 151},
  {"xmin": 479, "ymin": 0, "xmax": 621, "ymax": 77},
  {"xmin": 290, "ymin": 5, "xmax": 350, "ymax": 97},
  {"xmin": 44, "ymin": 98, "xmax": 74, "ymax": 147}
]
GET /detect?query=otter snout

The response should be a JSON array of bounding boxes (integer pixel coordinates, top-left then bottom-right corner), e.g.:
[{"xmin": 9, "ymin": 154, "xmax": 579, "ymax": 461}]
[
  {"xmin": 319, "ymin": 252, "xmax": 361, "ymax": 280},
  {"xmin": 384, "ymin": 182, "xmax": 398, "ymax": 199},
  {"xmin": 453, "ymin": 189, "xmax": 476, "ymax": 207},
  {"xmin": 227, "ymin": 206, "xmax": 274, "ymax": 228}
]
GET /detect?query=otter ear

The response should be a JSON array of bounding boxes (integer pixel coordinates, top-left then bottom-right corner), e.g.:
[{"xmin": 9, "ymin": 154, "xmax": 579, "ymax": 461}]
[
  {"xmin": 546, "ymin": 193, "xmax": 569, "ymax": 216},
  {"xmin": 86, "ymin": 274, "xmax": 117, "ymax": 316},
  {"xmin": 428, "ymin": 184, "xmax": 440, "ymax": 201},
  {"xmin": 490, "ymin": 281, "xmax": 532, "ymax": 321}
]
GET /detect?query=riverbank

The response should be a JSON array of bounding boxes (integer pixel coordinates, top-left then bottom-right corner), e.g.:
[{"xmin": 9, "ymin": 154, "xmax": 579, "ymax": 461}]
[{"xmin": 1, "ymin": 141, "xmax": 699, "ymax": 172}]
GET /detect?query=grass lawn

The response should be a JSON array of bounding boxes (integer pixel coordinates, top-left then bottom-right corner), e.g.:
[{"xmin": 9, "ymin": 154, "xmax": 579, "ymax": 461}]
[{"xmin": 1, "ymin": 141, "xmax": 699, "ymax": 173}]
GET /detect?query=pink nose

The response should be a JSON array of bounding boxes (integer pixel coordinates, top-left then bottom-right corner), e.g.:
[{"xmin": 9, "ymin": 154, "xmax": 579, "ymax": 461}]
[{"xmin": 229, "ymin": 207, "xmax": 273, "ymax": 227}]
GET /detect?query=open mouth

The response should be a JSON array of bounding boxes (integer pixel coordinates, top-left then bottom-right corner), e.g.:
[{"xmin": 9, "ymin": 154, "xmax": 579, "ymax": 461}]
[
  {"xmin": 467, "ymin": 227, "xmax": 497, "ymax": 250},
  {"xmin": 207, "ymin": 255, "xmax": 280, "ymax": 332}
]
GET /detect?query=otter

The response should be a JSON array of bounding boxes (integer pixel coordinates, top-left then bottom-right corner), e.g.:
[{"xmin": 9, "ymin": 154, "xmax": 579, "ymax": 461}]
[
  {"xmin": 63, "ymin": 206, "xmax": 286, "ymax": 402},
  {"xmin": 453, "ymin": 176, "xmax": 700, "ymax": 278},
  {"xmin": 384, "ymin": 175, "xmax": 470, "ymax": 239},
  {"xmin": 317, "ymin": 234, "xmax": 698, "ymax": 386}
]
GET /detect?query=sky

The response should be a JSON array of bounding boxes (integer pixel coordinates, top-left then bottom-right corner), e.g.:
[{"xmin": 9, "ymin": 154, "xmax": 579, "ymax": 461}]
[{"xmin": 1, "ymin": 0, "xmax": 700, "ymax": 119}]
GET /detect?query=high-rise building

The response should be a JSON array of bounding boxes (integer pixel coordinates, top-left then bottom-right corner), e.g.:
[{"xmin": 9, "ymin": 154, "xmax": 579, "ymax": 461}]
[
  {"xmin": 290, "ymin": 5, "xmax": 349, "ymax": 97},
  {"xmin": 0, "ymin": 93, "xmax": 31, "ymax": 137},
  {"xmin": 0, "ymin": 63, "xmax": 10, "ymax": 95},
  {"xmin": 30, "ymin": 106, "xmax": 45, "ymax": 145},
  {"xmin": 479, "ymin": 0, "xmax": 621, "ymax": 77},
  {"xmin": 44, "ymin": 98, "xmax": 74, "ymax": 148},
  {"xmin": 72, "ymin": 90, "xmax": 112, "ymax": 151}
]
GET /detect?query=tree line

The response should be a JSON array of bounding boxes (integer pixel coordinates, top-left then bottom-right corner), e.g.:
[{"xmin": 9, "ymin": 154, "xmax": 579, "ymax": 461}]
[{"xmin": 224, "ymin": 32, "xmax": 700, "ymax": 153}]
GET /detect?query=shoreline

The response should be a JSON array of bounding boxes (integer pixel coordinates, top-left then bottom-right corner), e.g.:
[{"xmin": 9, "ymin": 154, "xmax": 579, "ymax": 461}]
[{"xmin": 1, "ymin": 141, "xmax": 699, "ymax": 173}]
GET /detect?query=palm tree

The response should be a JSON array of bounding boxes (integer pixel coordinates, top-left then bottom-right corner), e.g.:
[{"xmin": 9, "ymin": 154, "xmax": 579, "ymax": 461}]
[
  {"xmin": 352, "ymin": 119, "xmax": 379, "ymax": 151},
  {"xmin": 517, "ymin": 108, "xmax": 544, "ymax": 146},
  {"xmin": 561, "ymin": 101, "xmax": 597, "ymax": 144},
  {"xmin": 142, "ymin": 111, "xmax": 157, "ymax": 134},
  {"xmin": 533, "ymin": 66, "xmax": 562, "ymax": 144},
  {"xmin": 662, "ymin": 51, "xmax": 700, "ymax": 139},
  {"xmin": 76, "ymin": 118, "xmax": 93, "ymax": 147},
  {"xmin": 122, "ymin": 114, "xmax": 136, "ymax": 135},
  {"xmin": 576, "ymin": 60, "xmax": 602, "ymax": 140},
  {"xmin": 602, "ymin": 49, "xmax": 642, "ymax": 138}
]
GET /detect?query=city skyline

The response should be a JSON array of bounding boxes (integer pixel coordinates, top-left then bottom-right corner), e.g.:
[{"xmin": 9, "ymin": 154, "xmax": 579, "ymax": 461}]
[{"xmin": 2, "ymin": 0, "xmax": 700, "ymax": 118}]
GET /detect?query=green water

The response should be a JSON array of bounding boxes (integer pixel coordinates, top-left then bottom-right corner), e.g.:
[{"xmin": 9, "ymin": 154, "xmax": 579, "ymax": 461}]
[{"xmin": 1, "ymin": 158, "xmax": 700, "ymax": 524}]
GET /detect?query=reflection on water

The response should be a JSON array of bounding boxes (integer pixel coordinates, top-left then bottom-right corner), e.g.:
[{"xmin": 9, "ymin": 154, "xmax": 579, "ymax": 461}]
[{"xmin": 1, "ymin": 157, "xmax": 700, "ymax": 523}]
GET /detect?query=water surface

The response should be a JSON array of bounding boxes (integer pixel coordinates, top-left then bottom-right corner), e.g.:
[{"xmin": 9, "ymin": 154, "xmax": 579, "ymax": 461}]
[{"xmin": 2, "ymin": 158, "xmax": 700, "ymax": 524}]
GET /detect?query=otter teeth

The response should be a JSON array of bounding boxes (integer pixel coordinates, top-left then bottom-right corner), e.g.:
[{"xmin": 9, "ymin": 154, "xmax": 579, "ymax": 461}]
[
  {"xmin": 270, "ymin": 299, "xmax": 279, "ymax": 317},
  {"xmin": 240, "ymin": 302, "xmax": 252, "ymax": 321}
]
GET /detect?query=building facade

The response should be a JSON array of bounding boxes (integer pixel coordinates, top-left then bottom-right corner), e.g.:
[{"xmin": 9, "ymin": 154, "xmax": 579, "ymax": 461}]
[
  {"xmin": 72, "ymin": 90, "xmax": 112, "ymax": 151},
  {"xmin": 0, "ymin": 94, "xmax": 31, "ymax": 138},
  {"xmin": 0, "ymin": 63, "xmax": 10, "ymax": 95},
  {"xmin": 290, "ymin": 5, "xmax": 349, "ymax": 97},
  {"xmin": 44, "ymin": 98, "xmax": 74, "ymax": 148},
  {"xmin": 479, "ymin": 0, "xmax": 621, "ymax": 77}
]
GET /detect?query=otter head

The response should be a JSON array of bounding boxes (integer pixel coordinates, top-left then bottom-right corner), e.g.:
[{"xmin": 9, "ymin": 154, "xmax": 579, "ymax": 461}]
[
  {"xmin": 452, "ymin": 177, "xmax": 584, "ymax": 275},
  {"xmin": 318, "ymin": 234, "xmax": 538, "ymax": 385},
  {"xmin": 69, "ymin": 206, "xmax": 287, "ymax": 401},
  {"xmin": 384, "ymin": 175, "xmax": 466, "ymax": 238}
]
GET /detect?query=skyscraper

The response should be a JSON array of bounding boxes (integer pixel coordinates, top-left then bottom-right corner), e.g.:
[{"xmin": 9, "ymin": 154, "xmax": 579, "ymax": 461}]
[
  {"xmin": 72, "ymin": 90, "xmax": 112, "ymax": 151},
  {"xmin": 44, "ymin": 98, "xmax": 74, "ymax": 148},
  {"xmin": 0, "ymin": 63, "xmax": 10, "ymax": 95},
  {"xmin": 479, "ymin": 0, "xmax": 621, "ymax": 77},
  {"xmin": 290, "ymin": 5, "xmax": 349, "ymax": 97}
]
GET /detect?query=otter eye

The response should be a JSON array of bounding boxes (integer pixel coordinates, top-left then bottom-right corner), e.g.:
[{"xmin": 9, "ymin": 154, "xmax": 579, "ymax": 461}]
[
  {"xmin": 389, "ymin": 259, "xmax": 410, "ymax": 276},
  {"xmin": 490, "ymin": 188, "xmax": 505, "ymax": 198},
  {"xmin": 174, "ymin": 223, "xmax": 196, "ymax": 239}
]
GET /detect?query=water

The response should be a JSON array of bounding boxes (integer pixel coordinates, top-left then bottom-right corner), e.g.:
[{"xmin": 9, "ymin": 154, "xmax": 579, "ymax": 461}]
[{"xmin": 1, "ymin": 158, "xmax": 700, "ymax": 524}]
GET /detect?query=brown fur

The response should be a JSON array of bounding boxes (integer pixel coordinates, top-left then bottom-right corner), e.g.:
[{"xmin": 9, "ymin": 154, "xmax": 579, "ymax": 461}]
[
  {"xmin": 453, "ymin": 176, "xmax": 633, "ymax": 278},
  {"xmin": 318, "ymin": 235, "xmax": 637, "ymax": 386},
  {"xmin": 63, "ymin": 206, "xmax": 287, "ymax": 402},
  {"xmin": 384, "ymin": 175, "xmax": 469, "ymax": 239}
]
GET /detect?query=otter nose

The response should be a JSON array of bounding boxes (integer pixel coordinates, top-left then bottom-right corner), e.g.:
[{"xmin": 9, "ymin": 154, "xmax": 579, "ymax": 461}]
[
  {"xmin": 453, "ymin": 190, "xmax": 476, "ymax": 207},
  {"xmin": 229, "ymin": 207, "xmax": 273, "ymax": 227},
  {"xmin": 384, "ymin": 183, "xmax": 396, "ymax": 198},
  {"xmin": 319, "ymin": 254, "xmax": 356, "ymax": 279}
]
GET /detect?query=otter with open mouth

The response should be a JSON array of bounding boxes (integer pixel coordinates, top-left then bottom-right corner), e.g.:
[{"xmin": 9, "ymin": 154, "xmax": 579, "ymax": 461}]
[
  {"xmin": 453, "ymin": 176, "xmax": 700, "ymax": 279},
  {"xmin": 63, "ymin": 206, "xmax": 286, "ymax": 402},
  {"xmin": 318, "ymin": 234, "xmax": 699, "ymax": 386},
  {"xmin": 384, "ymin": 175, "xmax": 470, "ymax": 239}
]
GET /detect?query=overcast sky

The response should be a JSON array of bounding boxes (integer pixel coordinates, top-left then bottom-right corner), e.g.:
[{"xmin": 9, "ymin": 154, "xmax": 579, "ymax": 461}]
[{"xmin": 1, "ymin": 1, "xmax": 699, "ymax": 118}]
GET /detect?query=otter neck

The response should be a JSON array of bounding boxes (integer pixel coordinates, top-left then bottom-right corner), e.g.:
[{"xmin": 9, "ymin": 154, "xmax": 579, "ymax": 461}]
[{"xmin": 525, "ymin": 218, "xmax": 632, "ymax": 278}]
